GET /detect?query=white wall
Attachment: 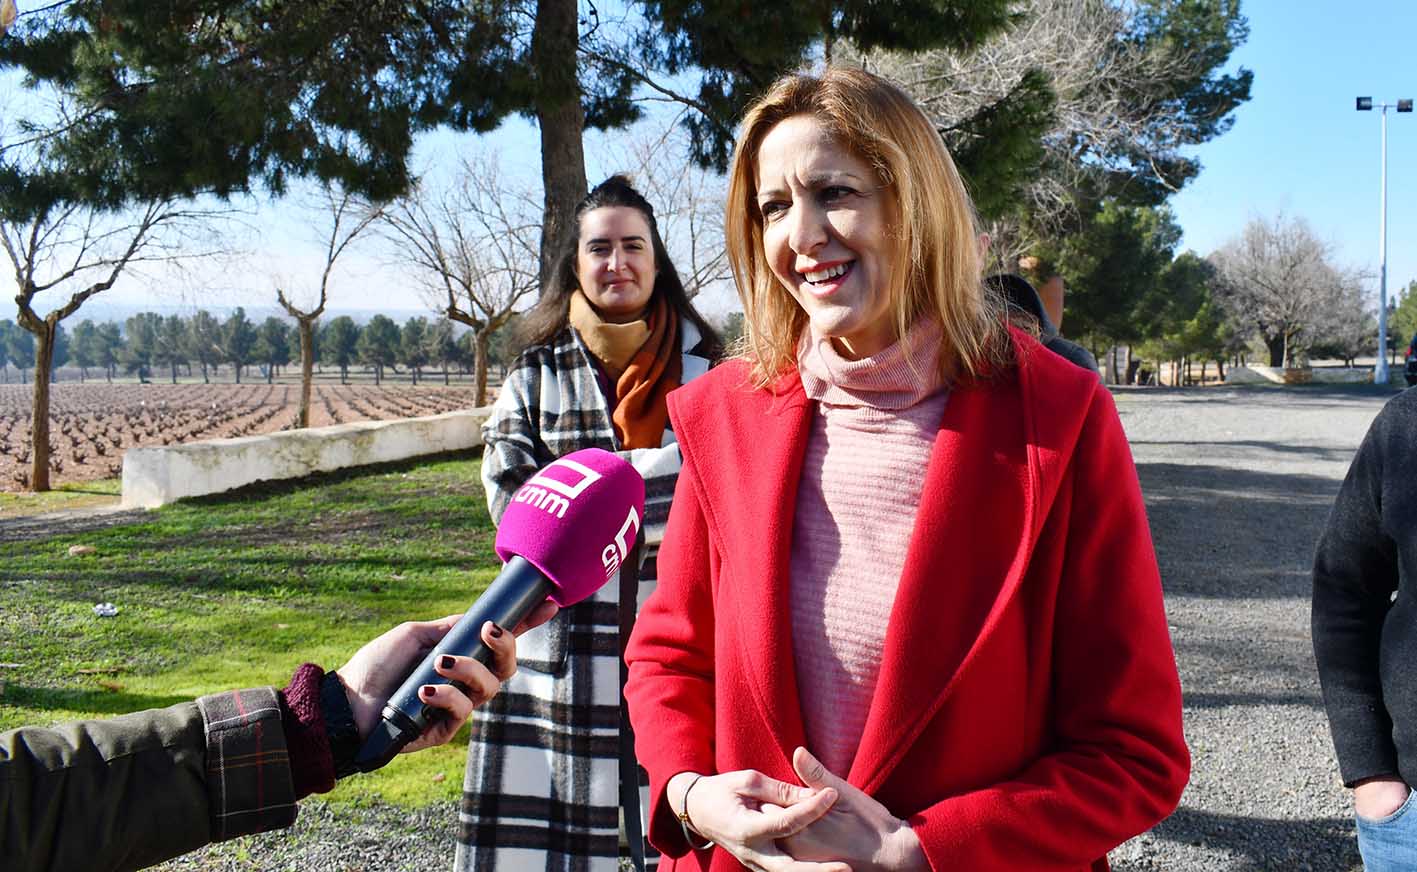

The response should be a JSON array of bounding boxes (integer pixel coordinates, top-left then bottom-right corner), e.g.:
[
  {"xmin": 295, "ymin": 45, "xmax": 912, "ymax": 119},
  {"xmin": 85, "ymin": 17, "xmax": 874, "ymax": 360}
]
[
  {"xmin": 1225, "ymin": 366, "xmax": 1372, "ymax": 386},
  {"xmin": 122, "ymin": 410, "xmax": 490, "ymax": 509}
]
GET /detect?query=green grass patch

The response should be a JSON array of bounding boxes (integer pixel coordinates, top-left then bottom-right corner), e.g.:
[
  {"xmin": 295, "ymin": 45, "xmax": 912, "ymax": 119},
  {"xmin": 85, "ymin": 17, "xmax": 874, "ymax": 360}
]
[
  {"xmin": 0, "ymin": 454, "xmax": 498, "ymax": 808},
  {"xmin": 0, "ymin": 478, "xmax": 122, "ymax": 518}
]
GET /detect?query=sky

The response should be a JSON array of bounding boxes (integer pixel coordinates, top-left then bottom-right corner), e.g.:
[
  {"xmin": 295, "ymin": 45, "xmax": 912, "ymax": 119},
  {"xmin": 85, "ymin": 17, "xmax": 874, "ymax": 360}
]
[
  {"xmin": 1168, "ymin": 0, "xmax": 1417, "ymax": 306},
  {"xmin": 5, "ymin": 0, "xmax": 1417, "ymax": 325}
]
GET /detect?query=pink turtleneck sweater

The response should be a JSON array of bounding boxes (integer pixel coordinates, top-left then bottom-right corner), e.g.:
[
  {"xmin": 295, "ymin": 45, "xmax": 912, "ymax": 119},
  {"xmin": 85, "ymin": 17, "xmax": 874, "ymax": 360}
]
[{"xmin": 790, "ymin": 318, "xmax": 949, "ymax": 777}]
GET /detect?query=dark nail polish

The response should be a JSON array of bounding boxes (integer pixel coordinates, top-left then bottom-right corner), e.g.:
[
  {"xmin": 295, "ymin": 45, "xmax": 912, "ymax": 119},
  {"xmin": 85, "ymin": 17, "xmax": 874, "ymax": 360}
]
[
  {"xmin": 439, "ymin": 655, "xmax": 456, "ymax": 670},
  {"xmin": 419, "ymin": 686, "xmax": 434, "ymax": 700},
  {"xmin": 489, "ymin": 625, "xmax": 504, "ymax": 638}
]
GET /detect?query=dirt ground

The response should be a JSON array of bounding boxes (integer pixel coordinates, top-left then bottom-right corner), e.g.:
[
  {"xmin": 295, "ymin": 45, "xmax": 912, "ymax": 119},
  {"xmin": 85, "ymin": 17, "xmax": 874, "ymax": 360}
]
[{"xmin": 0, "ymin": 382, "xmax": 487, "ymax": 492}]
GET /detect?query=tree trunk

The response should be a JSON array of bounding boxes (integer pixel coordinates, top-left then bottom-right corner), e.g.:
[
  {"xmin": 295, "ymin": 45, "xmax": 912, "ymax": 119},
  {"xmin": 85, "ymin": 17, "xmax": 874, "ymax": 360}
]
[
  {"xmin": 170, "ymin": 362, "xmax": 178, "ymax": 384},
  {"xmin": 474, "ymin": 330, "xmax": 491, "ymax": 406},
  {"xmin": 266, "ymin": 362, "xmax": 274, "ymax": 385},
  {"xmin": 297, "ymin": 320, "xmax": 315, "ymax": 429},
  {"xmin": 1125, "ymin": 359, "xmax": 1142, "ymax": 385},
  {"xmin": 375, "ymin": 364, "xmax": 382, "ymax": 386},
  {"xmin": 1265, "ymin": 335, "xmax": 1285, "ymax": 367},
  {"xmin": 27, "ymin": 321, "xmax": 56, "ymax": 492},
  {"xmin": 340, "ymin": 363, "xmax": 348, "ymax": 385},
  {"xmin": 234, "ymin": 363, "xmax": 242, "ymax": 384},
  {"xmin": 533, "ymin": 0, "xmax": 589, "ymax": 293},
  {"xmin": 201, "ymin": 362, "xmax": 209, "ymax": 384},
  {"xmin": 443, "ymin": 364, "xmax": 449, "ymax": 386}
]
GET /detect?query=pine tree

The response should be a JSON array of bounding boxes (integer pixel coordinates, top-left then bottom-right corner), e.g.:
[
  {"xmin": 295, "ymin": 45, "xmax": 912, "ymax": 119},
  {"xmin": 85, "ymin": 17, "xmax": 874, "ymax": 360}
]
[
  {"xmin": 320, "ymin": 316, "xmax": 361, "ymax": 385},
  {"xmin": 256, "ymin": 317, "xmax": 293, "ymax": 385},
  {"xmin": 155, "ymin": 315, "xmax": 188, "ymax": 384},
  {"xmin": 185, "ymin": 311, "xmax": 223, "ymax": 383},
  {"xmin": 0, "ymin": 1, "xmax": 638, "ymax": 285},
  {"xmin": 71, "ymin": 320, "xmax": 99, "ymax": 382},
  {"xmin": 221, "ymin": 308, "xmax": 258, "ymax": 384},
  {"xmin": 358, "ymin": 315, "xmax": 400, "ymax": 385},
  {"xmin": 123, "ymin": 313, "xmax": 161, "ymax": 382},
  {"xmin": 400, "ymin": 317, "xmax": 431, "ymax": 386}
]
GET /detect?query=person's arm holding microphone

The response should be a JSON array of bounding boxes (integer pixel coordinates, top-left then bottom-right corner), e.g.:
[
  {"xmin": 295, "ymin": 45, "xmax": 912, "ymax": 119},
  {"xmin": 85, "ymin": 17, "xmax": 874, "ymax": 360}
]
[
  {"xmin": 0, "ymin": 609, "xmax": 553, "ymax": 872},
  {"xmin": 4, "ymin": 447, "xmax": 644, "ymax": 872}
]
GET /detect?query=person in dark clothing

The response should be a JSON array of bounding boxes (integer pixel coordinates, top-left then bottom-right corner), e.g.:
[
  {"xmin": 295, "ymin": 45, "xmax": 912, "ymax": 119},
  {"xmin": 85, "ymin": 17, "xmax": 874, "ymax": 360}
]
[
  {"xmin": 1, "ymin": 606, "xmax": 556, "ymax": 872},
  {"xmin": 1313, "ymin": 388, "xmax": 1417, "ymax": 871},
  {"xmin": 986, "ymin": 273, "xmax": 1099, "ymax": 375}
]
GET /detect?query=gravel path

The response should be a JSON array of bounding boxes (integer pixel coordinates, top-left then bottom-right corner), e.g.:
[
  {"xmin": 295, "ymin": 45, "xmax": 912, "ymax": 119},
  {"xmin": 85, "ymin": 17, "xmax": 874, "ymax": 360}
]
[
  {"xmin": 138, "ymin": 383, "xmax": 1393, "ymax": 871},
  {"xmin": 1110, "ymin": 384, "xmax": 1393, "ymax": 872}
]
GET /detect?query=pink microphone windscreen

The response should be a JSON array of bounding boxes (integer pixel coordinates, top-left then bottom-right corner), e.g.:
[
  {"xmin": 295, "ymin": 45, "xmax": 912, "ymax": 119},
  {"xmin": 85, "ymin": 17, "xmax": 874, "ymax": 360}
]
[{"xmin": 495, "ymin": 448, "xmax": 647, "ymax": 607}]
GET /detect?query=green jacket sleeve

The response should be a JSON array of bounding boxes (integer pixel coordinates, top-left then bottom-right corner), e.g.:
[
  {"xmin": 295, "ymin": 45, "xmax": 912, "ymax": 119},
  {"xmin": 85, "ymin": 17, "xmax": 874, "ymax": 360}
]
[{"xmin": 0, "ymin": 687, "xmax": 296, "ymax": 872}]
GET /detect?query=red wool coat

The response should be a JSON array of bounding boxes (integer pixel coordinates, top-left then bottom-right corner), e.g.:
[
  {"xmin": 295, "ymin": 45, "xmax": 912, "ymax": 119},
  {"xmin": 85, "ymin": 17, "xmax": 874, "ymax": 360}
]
[{"xmin": 623, "ymin": 331, "xmax": 1189, "ymax": 871}]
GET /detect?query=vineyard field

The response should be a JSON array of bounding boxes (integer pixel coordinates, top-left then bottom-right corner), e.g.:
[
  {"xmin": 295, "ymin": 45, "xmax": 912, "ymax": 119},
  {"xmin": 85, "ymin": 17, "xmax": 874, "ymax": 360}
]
[{"xmin": 0, "ymin": 383, "xmax": 486, "ymax": 492}]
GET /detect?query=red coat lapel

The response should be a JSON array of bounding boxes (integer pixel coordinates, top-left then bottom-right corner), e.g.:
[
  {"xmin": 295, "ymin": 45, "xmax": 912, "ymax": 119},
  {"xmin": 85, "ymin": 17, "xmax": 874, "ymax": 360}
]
[
  {"xmin": 847, "ymin": 371, "xmax": 1037, "ymax": 793},
  {"xmin": 682, "ymin": 368, "xmax": 816, "ymax": 773}
]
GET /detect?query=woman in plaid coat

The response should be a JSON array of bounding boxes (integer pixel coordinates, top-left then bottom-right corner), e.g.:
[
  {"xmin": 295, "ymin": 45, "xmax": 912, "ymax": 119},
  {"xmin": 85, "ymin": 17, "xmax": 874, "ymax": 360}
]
[{"xmin": 455, "ymin": 175, "xmax": 721, "ymax": 871}]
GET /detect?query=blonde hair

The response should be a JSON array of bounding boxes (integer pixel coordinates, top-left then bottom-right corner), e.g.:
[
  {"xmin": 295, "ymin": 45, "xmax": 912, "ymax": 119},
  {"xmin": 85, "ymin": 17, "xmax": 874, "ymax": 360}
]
[{"xmin": 725, "ymin": 67, "xmax": 1009, "ymax": 385}]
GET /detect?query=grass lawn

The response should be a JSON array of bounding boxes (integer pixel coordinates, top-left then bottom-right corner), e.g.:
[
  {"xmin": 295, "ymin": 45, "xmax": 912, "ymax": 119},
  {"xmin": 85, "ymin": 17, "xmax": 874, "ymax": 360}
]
[{"xmin": 0, "ymin": 452, "xmax": 500, "ymax": 808}]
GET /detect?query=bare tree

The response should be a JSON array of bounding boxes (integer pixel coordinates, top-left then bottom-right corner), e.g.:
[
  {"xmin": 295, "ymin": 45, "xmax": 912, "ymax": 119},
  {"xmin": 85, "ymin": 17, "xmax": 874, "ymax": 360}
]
[
  {"xmin": 864, "ymin": 0, "xmax": 1247, "ymax": 247},
  {"xmin": 381, "ymin": 154, "xmax": 541, "ymax": 406},
  {"xmin": 1209, "ymin": 214, "xmax": 1358, "ymax": 368},
  {"xmin": 2, "ymin": 198, "xmax": 216, "ymax": 490},
  {"xmin": 275, "ymin": 185, "xmax": 383, "ymax": 429},
  {"xmin": 1308, "ymin": 268, "xmax": 1373, "ymax": 368},
  {"xmin": 605, "ymin": 121, "xmax": 732, "ymax": 300}
]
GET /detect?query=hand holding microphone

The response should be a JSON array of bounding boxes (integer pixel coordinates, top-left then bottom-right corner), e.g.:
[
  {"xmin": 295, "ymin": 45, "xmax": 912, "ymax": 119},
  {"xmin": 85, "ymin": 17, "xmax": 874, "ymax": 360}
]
[
  {"xmin": 354, "ymin": 448, "xmax": 646, "ymax": 771},
  {"xmin": 336, "ymin": 607, "xmax": 558, "ymax": 756}
]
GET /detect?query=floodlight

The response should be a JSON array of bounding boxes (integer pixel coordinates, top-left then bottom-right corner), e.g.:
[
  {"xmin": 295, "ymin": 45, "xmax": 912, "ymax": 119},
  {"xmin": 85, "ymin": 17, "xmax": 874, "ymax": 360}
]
[{"xmin": 1356, "ymin": 95, "xmax": 1414, "ymax": 384}]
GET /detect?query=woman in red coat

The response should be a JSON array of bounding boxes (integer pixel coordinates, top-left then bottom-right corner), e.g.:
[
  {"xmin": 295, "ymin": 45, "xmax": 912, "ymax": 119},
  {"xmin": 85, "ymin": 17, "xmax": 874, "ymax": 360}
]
[{"xmin": 622, "ymin": 68, "xmax": 1189, "ymax": 872}]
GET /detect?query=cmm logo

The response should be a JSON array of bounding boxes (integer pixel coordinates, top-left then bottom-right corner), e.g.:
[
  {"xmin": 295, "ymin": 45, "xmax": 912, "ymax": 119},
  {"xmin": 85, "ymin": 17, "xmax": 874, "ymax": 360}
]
[
  {"xmin": 513, "ymin": 458, "xmax": 602, "ymax": 519},
  {"xmin": 602, "ymin": 506, "xmax": 642, "ymax": 579}
]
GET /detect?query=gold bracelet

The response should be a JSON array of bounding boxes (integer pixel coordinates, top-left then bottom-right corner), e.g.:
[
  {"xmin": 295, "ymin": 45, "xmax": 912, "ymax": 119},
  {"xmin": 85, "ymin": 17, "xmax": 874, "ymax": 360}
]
[{"xmin": 677, "ymin": 773, "xmax": 715, "ymax": 850}]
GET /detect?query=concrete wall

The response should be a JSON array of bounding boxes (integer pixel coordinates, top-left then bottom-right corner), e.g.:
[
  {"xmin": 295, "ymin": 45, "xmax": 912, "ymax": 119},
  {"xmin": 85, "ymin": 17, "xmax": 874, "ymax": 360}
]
[
  {"xmin": 1226, "ymin": 365, "xmax": 1372, "ymax": 386},
  {"xmin": 122, "ymin": 409, "xmax": 490, "ymax": 509}
]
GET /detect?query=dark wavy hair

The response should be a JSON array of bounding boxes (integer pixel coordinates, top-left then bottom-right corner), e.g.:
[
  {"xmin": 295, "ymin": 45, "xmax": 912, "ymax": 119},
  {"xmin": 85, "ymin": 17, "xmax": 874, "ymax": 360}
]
[{"xmin": 518, "ymin": 174, "xmax": 722, "ymax": 360}]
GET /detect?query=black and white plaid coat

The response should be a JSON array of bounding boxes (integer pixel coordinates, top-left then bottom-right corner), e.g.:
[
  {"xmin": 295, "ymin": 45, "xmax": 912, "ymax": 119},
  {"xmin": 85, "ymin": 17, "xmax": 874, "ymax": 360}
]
[{"xmin": 456, "ymin": 321, "xmax": 713, "ymax": 872}]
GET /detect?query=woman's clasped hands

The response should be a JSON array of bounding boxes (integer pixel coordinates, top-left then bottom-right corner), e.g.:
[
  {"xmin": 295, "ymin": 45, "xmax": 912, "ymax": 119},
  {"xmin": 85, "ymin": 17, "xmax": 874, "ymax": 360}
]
[
  {"xmin": 779, "ymin": 747, "xmax": 928, "ymax": 872},
  {"xmin": 669, "ymin": 747, "xmax": 926, "ymax": 872}
]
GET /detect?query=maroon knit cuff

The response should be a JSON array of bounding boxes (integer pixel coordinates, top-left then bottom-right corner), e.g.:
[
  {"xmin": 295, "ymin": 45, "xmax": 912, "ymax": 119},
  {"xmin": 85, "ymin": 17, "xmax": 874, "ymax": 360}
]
[{"xmin": 278, "ymin": 662, "xmax": 336, "ymax": 799}]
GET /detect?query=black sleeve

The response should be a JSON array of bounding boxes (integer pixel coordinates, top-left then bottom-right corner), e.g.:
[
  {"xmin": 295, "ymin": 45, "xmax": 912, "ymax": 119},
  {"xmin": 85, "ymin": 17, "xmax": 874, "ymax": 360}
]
[{"xmin": 1313, "ymin": 404, "xmax": 1402, "ymax": 786}]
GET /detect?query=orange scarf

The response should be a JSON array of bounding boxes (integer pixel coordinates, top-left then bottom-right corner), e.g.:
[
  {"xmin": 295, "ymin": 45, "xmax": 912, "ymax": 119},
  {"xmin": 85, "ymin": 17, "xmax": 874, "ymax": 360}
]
[
  {"xmin": 614, "ymin": 293, "xmax": 681, "ymax": 449},
  {"xmin": 570, "ymin": 291, "xmax": 681, "ymax": 450}
]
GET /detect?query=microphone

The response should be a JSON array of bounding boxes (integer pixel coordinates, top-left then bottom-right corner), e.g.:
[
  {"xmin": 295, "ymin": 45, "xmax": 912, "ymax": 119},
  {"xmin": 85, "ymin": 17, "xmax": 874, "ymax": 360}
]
[{"xmin": 353, "ymin": 447, "xmax": 645, "ymax": 772}]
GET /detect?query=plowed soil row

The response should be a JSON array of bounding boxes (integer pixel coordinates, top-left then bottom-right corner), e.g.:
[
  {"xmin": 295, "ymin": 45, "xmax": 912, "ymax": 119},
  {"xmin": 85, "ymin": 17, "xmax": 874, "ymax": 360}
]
[{"xmin": 0, "ymin": 383, "xmax": 484, "ymax": 492}]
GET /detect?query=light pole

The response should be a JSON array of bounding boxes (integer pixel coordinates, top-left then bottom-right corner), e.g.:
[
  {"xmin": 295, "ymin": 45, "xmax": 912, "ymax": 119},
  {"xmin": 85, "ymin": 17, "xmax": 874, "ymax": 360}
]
[{"xmin": 1357, "ymin": 96, "xmax": 1413, "ymax": 385}]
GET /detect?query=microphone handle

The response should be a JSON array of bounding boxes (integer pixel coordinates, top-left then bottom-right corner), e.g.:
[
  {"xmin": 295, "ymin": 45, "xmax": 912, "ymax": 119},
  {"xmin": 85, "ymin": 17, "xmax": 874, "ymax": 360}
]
[{"xmin": 353, "ymin": 555, "xmax": 554, "ymax": 772}]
